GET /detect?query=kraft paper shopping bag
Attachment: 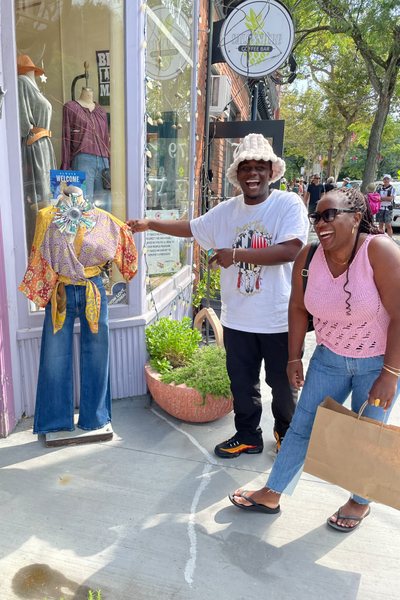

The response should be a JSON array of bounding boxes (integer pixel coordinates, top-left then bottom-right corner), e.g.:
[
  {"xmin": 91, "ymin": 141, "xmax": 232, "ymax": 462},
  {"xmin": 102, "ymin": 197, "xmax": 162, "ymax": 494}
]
[{"xmin": 304, "ymin": 397, "xmax": 400, "ymax": 510}]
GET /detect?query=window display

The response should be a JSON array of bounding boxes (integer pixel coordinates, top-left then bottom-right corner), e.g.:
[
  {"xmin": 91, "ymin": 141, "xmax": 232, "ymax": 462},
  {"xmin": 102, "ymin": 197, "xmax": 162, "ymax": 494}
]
[{"xmin": 15, "ymin": 0, "xmax": 126, "ymax": 304}]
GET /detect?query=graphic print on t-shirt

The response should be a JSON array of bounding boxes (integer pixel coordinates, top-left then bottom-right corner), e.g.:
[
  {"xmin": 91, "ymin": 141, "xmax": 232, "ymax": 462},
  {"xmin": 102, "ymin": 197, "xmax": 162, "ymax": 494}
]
[{"xmin": 234, "ymin": 221, "xmax": 272, "ymax": 295}]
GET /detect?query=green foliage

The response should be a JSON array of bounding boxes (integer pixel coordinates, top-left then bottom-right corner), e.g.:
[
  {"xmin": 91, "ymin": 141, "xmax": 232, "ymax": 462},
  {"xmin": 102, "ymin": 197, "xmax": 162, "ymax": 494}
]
[
  {"xmin": 145, "ymin": 317, "xmax": 202, "ymax": 372},
  {"xmin": 192, "ymin": 268, "xmax": 220, "ymax": 309},
  {"xmin": 161, "ymin": 345, "xmax": 231, "ymax": 401},
  {"xmin": 284, "ymin": 0, "xmax": 400, "ymax": 183}
]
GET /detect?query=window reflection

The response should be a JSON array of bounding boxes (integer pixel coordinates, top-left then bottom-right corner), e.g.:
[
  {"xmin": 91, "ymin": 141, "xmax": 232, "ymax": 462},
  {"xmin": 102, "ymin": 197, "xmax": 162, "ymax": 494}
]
[{"xmin": 145, "ymin": 0, "xmax": 194, "ymax": 290}]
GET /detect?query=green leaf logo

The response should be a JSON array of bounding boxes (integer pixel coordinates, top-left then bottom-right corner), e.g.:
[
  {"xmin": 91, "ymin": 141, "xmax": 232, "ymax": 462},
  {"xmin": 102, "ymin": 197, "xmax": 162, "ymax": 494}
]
[{"xmin": 245, "ymin": 8, "xmax": 264, "ymax": 33}]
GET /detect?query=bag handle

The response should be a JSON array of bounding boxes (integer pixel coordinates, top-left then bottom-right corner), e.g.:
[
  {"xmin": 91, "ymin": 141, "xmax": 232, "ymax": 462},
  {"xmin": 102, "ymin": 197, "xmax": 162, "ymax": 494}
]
[
  {"xmin": 301, "ymin": 242, "xmax": 319, "ymax": 292},
  {"xmin": 357, "ymin": 400, "xmax": 386, "ymax": 424}
]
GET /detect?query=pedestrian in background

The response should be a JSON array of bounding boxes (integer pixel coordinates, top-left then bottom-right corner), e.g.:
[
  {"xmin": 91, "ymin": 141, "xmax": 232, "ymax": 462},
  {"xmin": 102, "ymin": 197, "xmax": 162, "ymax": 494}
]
[
  {"xmin": 376, "ymin": 174, "xmax": 395, "ymax": 237},
  {"xmin": 304, "ymin": 174, "xmax": 324, "ymax": 213},
  {"xmin": 343, "ymin": 177, "xmax": 352, "ymax": 188},
  {"xmin": 365, "ymin": 182, "xmax": 381, "ymax": 217},
  {"xmin": 323, "ymin": 176, "xmax": 336, "ymax": 193}
]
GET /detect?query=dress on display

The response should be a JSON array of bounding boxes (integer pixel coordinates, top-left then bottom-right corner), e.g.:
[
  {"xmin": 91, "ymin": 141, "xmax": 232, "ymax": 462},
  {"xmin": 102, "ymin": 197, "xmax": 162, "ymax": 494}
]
[
  {"xmin": 18, "ymin": 74, "xmax": 56, "ymax": 246},
  {"xmin": 19, "ymin": 203, "xmax": 138, "ymax": 434}
]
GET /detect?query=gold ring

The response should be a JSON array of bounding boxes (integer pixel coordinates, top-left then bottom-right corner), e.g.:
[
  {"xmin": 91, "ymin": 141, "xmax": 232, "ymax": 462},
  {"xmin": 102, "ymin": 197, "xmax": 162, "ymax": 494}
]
[{"xmin": 374, "ymin": 399, "xmax": 381, "ymax": 407}]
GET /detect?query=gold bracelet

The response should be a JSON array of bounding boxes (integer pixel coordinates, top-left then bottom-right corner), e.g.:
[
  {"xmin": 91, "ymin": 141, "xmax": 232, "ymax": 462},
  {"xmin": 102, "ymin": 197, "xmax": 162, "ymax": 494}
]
[
  {"xmin": 383, "ymin": 363, "xmax": 400, "ymax": 374},
  {"xmin": 287, "ymin": 359, "xmax": 302, "ymax": 364},
  {"xmin": 382, "ymin": 365, "xmax": 400, "ymax": 377}
]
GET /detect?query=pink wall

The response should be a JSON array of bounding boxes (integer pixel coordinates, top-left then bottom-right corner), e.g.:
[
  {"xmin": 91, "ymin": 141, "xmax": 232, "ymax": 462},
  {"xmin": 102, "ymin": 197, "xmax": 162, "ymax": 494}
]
[{"xmin": 0, "ymin": 210, "xmax": 16, "ymax": 436}]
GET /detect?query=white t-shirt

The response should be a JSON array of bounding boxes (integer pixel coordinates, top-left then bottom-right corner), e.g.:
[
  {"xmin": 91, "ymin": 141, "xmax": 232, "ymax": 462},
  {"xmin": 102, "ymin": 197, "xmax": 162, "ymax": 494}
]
[
  {"xmin": 378, "ymin": 184, "xmax": 395, "ymax": 208},
  {"xmin": 190, "ymin": 190, "xmax": 309, "ymax": 333}
]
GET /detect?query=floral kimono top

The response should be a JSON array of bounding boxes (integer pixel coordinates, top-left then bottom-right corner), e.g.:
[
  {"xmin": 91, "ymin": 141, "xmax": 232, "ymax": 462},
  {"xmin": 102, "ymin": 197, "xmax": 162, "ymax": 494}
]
[{"xmin": 19, "ymin": 205, "xmax": 137, "ymax": 334}]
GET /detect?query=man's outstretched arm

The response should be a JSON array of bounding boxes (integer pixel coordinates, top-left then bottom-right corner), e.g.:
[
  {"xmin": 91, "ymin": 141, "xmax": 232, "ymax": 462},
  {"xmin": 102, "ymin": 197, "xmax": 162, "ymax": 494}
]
[{"xmin": 127, "ymin": 218, "xmax": 193, "ymax": 238}]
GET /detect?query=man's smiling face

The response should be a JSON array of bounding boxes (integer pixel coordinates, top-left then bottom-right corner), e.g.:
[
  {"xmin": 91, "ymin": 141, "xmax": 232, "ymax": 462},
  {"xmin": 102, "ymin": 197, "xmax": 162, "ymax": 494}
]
[{"xmin": 236, "ymin": 160, "xmax": 273, "ymax": 204}]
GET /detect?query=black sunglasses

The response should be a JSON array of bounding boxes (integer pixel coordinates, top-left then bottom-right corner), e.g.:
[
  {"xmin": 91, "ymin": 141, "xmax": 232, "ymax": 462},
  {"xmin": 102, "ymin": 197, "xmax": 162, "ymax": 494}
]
[{"xmin": 308, "ymin": 208, "xmax": 356, "ymax": 225}]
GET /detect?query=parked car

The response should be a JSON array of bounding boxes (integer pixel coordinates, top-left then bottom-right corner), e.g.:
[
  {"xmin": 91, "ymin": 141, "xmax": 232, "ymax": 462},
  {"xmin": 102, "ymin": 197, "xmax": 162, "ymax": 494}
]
[
  {"xmin": 349, "ymin": 180, "xmax": 362, "ymax": 189},
  {"xmin": 336, "ymin": 180, "xmax": 361, "ymax": 189}
]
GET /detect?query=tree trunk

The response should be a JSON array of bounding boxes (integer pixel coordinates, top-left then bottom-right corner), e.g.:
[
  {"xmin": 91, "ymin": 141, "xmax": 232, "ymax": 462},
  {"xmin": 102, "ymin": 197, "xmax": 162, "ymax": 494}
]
[
  {"xmin": 326, "ymin": 131, "xmax": 334, "ymax": 178},
  {"xmin": 361, "ymin": 93, "xmax": 391, "ymax": 192},
  {"xmin": 332, "ymin": 130, "xmax": 353, "ymax": 179}
]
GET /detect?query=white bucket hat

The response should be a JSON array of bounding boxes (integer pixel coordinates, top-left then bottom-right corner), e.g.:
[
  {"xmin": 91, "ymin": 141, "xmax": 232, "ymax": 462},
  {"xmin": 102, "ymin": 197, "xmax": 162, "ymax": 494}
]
[{"xmin": 226, "ymin": 133, "xmax": 286, "ymax": 187}]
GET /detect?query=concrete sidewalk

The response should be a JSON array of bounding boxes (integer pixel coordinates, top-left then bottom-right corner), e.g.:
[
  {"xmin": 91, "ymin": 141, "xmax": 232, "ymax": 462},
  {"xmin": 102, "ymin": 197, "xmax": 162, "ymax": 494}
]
[{"xmin": 1, "ymin": 333, "xmax": 400, "ymax": 600}]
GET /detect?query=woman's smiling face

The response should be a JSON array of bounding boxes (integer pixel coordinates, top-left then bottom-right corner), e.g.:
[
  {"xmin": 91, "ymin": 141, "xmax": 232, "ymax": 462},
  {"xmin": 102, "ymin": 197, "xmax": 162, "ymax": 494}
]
[{"xmin": 312, "ymin": 192, "xmax": 362, "ymax": 250}]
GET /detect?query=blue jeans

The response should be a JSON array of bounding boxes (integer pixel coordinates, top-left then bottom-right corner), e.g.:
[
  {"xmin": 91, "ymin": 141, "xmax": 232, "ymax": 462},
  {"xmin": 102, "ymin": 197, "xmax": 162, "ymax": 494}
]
[
  {"xmin": 267, "ymin": 344, "xmax": 400, "ymax": 505},
  {"xmin": 34, "ymin": 276, "xmax": 111, "ymax": 434},
  {"xmin": 72, "ymin": 152, "xmax": 111, "ymax": 212}
]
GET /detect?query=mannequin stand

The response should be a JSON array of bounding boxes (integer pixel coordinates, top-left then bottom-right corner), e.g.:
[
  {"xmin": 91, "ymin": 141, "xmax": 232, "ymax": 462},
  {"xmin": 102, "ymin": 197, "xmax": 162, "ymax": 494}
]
[{"xmin": 44, "ymin": 419, "xmax": 113, "ymax": 447}]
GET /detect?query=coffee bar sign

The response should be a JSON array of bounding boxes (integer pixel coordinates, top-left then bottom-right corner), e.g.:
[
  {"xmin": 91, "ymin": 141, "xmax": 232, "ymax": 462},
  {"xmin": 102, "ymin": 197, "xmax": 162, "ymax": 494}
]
[{"xmin": 219, "ymin": 0, "xmax": 294, "ymax": 78}]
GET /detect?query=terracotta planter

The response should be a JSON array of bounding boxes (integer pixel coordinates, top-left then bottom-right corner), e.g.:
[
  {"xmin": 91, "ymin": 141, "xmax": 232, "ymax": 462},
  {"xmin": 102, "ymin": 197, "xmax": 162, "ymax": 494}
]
[{"xmin": 145, "ymin": 364, "xmax": 233, "ymax": 423}]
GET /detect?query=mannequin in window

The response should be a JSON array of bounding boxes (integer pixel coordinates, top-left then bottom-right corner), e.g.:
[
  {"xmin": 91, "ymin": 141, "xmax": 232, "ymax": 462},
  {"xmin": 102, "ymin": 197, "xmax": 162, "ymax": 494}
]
[
  {"xmin": 17, "ymin": 54, "xmax": 56, "ymax": 250},
  {"xmin": 61, "ymin": 87, "xmax": 111, "ymax": 212},
  {"xmin": 19, "ymin": 185, "xmax": 137, "ymax": 438}
]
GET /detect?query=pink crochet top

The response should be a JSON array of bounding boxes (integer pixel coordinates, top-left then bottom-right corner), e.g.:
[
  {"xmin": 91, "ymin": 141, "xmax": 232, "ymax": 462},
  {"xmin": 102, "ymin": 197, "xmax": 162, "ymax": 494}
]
[{"xmin": 305, "ymin": 235, "xmax": 389, "ymax": 357}]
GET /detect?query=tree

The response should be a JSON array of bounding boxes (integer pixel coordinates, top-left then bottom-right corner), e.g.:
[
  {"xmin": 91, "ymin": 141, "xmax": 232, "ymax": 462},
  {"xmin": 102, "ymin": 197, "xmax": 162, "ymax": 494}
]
[
  {"xmin": 290, "ymin": 0, "xmax": 400, "ymax": 189},
  {"xmin": 280, "ymin": 40, "xmax": 374, "ymax": 180}
]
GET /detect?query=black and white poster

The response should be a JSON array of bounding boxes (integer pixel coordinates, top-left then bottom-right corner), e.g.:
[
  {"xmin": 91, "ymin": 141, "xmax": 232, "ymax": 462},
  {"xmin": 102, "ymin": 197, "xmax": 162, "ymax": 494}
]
[{"xmin": 96, "ymin": 50, "xmax": 110, "ymax": 106}]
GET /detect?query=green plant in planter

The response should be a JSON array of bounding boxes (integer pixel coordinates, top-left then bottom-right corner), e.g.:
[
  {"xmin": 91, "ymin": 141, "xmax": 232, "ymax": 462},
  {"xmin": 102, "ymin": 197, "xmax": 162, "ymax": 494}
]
[
  {"xmin": 192, "ymin": 268, "xmax": 221, "ymax": 309},
  {"xmin": 145, "ymin": 316, "xmax": 202, "ymax": 374},
  {"xmin": 161, "ymin": 345, "xmax": 231, "ymax": 401}
]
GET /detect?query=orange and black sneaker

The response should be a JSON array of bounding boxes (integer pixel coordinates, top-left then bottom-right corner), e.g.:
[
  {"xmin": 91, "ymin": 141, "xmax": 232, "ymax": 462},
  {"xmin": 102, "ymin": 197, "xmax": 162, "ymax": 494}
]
[
  {"xmin": 274, "ymin": 430, "xmax": 284, "ymax": 454},
  {"xmin": 214, "ymin": 435, "xmax": 263, "ymax": 458}
]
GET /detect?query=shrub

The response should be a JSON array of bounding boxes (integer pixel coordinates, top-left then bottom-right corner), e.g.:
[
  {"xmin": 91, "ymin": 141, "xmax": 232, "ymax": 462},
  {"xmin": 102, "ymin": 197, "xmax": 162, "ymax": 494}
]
[
  {"xmin": 161, "ymin": 345, "xmax": 231, "ymax": 401},
  {"xmin": 145, "ymin": 316, "xmax": 202, "ymax": 373}
]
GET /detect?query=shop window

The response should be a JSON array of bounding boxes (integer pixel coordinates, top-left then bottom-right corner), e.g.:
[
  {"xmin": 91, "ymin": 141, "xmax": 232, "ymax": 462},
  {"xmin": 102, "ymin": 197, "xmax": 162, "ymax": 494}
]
[
  {"xmin": 144, "ymin": 0, "xmax": 195, "ymax": 292},
  {"xmin": 15, "ymin": 0, "xmax": 127, "ymax": 305}
]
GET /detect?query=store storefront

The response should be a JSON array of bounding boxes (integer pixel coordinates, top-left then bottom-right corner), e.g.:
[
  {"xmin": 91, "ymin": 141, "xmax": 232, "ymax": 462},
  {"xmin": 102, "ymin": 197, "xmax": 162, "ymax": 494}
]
[{"xmin": 0, "ymin": 0, "xmax": 199, "ymax": 435}]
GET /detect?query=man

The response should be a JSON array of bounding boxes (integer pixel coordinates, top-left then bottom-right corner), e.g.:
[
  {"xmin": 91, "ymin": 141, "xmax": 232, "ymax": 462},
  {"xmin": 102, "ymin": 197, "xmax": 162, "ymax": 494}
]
[
  {"xmin": 304, "ymin": 174, "xmax": 324, "ymax": 213},
  {"xmin": 128, "ymin": 133, "xmax": 309, "ymax": 457},
  {"xmin": 323, "ymin": 176, "xmax": 336, "ymax": 193},
  {"xmin": 376, "ymin": 174, "xmax": 396, "ymax": 237},
  {"xmin": 343, "ymin": 177, "xmax": 352, "ymax": 188}
]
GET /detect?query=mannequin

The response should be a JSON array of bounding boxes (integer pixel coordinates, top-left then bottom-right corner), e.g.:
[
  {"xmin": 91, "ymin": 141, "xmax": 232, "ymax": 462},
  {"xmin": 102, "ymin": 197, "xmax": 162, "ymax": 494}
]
[
  {"xmin": 17, "ymin": 55, "xmax": 56, "ymax": 250},
  {"xmin": 19, "ymin": 186, "xmax": 138, "ymax": 441},
  {"xmin": 76, "ymin": 86, "xmax": 96, "ymax": 111},
  {"xmin": 61, "ymin": 86, "xmax": 111, "ymax": 211}
]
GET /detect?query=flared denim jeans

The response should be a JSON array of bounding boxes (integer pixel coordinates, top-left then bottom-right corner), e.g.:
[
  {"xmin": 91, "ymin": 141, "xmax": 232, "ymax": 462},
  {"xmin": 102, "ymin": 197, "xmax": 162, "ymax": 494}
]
[
  {"xmin": 34, "ymin": 276, "xmax": 111, "ymax": 434},
  {"xmin": 267, "ymin": 344, "xmax": 400, "ymax": 505}
]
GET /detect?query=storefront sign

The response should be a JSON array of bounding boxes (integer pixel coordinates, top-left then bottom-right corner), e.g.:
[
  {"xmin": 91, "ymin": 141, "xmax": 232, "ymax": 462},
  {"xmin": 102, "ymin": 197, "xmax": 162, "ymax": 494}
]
[
  {"xmin": 96, "ymin": 50, "xmax": 110, "ymax": 105},
  {"xmin": 146, "ymin": 4, "xmax": 192, "ymax": 81},
  {"xmin": 50, "ymin": 170, "xmax": 86, "ymax": 199},
  {"xmin": 219, "ymin": 0, "xmax": 294, "ymax": 78},
  {"xmin": 146, "ymin": 209, "xmax": 181, "ymax": 275}
]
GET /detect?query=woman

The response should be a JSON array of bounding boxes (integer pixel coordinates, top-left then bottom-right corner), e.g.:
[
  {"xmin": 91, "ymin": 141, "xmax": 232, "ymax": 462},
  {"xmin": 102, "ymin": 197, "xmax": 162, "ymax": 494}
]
[{"xmin": 229, "ymin": 187, "xmax": 400, "ymax": 532}]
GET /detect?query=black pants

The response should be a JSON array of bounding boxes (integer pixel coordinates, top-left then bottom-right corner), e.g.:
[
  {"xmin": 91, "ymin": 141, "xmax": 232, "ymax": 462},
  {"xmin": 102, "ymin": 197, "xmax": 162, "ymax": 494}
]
[{"xmin": 223, "ymin": 326, "xmax": 298, "ymax": 444}]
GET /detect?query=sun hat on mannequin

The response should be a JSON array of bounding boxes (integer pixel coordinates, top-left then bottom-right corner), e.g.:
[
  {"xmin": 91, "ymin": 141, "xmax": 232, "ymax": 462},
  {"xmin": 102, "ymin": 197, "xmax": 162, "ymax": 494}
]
[{"xmin": 17, "ymin": 55, "xmax": 44, "ymax": 76}]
